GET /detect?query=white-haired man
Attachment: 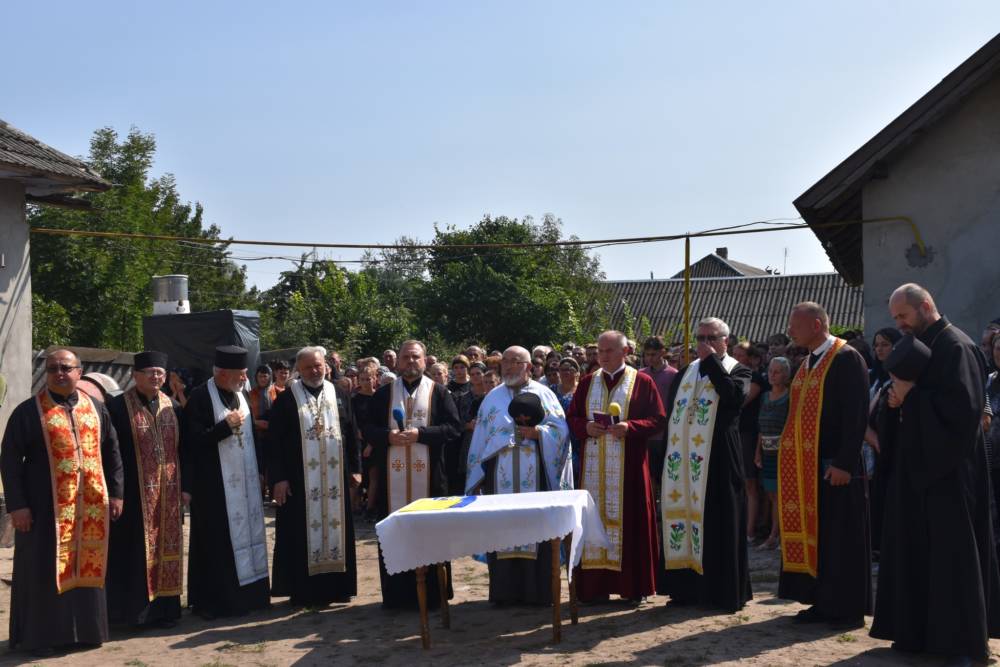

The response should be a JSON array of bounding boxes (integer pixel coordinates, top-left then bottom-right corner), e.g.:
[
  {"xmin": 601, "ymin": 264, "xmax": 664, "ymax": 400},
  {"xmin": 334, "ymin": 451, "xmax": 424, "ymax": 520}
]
[
  {"xmin": 267, "ymin": 346, "xmax": 362, "ymax": 606},
  {"xmin": 777, "ymin": 302, "xmax": 870, "ymax": 629},
  {"xmin": 567, "ymin": 330, "xmax": 665, "ymax": 605},
  {"xmin": 465, "ymin": 346, "xmax": 572, "ymax": 605},
  {"xmin": 362, "ymin": 340, "xmax": 462, "ymax": 609},
  {"xmin": 185, "ymin": 345, "xmax": 270, "ymax": 619},
  {"xmin": 870, "ymin": 284, "xmax": 1000, "ymax": 661},
  {"xmin": 657, "ymin": 318, "xmax": 753, "ymax": 612}
]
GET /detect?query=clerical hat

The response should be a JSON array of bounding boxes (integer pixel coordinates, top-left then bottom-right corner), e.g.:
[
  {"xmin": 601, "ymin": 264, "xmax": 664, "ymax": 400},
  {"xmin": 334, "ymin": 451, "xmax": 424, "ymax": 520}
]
[
  {"xmin": 508, "ymin": 392, "xmax": 545, "ymax": 428},
  {"xmin": 883, "ymin": 334, "xmax": 931, "ymax": 382},
  {"xmin": 134, "ymin": 350, "xmax": 168, "ymax": 370},
  {"xmin": 215, "ymin": 345, "xmax": 248, "ymax": 370}
]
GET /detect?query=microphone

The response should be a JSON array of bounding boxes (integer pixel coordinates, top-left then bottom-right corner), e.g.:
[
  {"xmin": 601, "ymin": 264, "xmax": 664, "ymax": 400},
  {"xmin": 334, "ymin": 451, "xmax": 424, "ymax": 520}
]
[
  {"xmin": 392, "ymin": 407, "xmax": 406, "ymax": 431},
  {"xmin": 609, "ymin": 402, "xmax": 622, "ymax": 425}
]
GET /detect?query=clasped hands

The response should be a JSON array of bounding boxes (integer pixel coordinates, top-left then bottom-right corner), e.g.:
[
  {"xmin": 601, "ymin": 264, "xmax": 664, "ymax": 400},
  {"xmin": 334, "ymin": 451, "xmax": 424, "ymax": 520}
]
[
  {"xmin": 388, "ymin": 427, "xmax": 420, "ymax": 447},
  {"xmin": 586, "ymin": 420, "xmax": 628, "ymax": 440}
]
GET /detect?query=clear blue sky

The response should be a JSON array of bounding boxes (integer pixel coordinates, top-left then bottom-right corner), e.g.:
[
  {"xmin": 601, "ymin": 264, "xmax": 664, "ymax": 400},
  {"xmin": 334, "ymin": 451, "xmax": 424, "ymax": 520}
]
[{"xmin": 6, "ymin": 2, "xmax": 1000, "ymax": 289}]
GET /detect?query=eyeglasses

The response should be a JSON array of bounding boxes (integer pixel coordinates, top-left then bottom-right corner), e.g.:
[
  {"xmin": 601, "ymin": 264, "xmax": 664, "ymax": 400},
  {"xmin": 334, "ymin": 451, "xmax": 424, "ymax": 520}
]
[
  {"xmin": 139, "ymin": 369, "xmax": 167, "ymax": 378},
  {"xmin": 695, "ymin": 335, "xmax": 723, "ymax": 343},
  {"xmin": 45, "ymin": 364, "xmax": 81, "ymax": 374}
]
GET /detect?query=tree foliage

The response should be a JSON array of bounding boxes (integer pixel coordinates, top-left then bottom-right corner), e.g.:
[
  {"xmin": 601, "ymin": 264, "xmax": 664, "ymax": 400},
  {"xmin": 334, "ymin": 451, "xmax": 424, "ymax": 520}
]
[{"xmin": 28, "ymin": 127, "xmax": 256, "ymax": 350}]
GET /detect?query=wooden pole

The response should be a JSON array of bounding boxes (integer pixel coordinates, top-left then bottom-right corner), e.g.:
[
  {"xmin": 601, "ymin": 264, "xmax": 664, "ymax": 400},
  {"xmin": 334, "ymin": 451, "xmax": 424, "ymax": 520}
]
[
  {"xmin": 416, "ymin": 566, "xmax": 430, "ymax": 649},
  {"xmin": 551, "ymin": 538, "xmax": 562, "ymax": 643},
  {"xmin": 437, "ymin": 563, "xmax": 450, "ymax": 629},
  {"xmin": 566, "ymin": 533, "xmax": 578, "ymax": 625},
  {"xmin": 684, "ymin": 235, "xmax": 692, "ymax": 367}
]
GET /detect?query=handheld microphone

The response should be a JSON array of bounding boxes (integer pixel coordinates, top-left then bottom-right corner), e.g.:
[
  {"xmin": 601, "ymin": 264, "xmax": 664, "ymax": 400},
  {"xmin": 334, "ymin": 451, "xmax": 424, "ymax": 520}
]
[
  {"xmin": 609, "ymin": 402, "xmax": 622, "ymax": 425},
  {"xmin": 392, "ymin": 407, "xmax": 406, "ymax": 431}
]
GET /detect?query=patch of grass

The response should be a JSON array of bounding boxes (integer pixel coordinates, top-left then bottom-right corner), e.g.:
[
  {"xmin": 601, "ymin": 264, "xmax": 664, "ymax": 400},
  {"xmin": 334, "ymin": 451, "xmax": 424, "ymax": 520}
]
[
  {"xmin": 124, "ymin": 660, "xmax": 148, "ymax": 667},
  {"xmin": 726, "ymin": 613, "xmax": 751, "ymax": 626},
  {"xmin": 199, "ymin": 661, "xmax": 237, "ymax": 667},
  {"xmin": 836, "ymin": 633, "xmax": 857, "ymax": 643},
  {"xmin": 217, "ymin": 641, "xmax": 267, "ymax": 654}
]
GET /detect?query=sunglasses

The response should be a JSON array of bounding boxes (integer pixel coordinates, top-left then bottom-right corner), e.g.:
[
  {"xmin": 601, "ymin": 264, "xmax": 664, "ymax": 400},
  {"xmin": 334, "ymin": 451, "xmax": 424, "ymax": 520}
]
[
  {"xmin": 45, "ymin": 364, "xmax": 81, "ymax": 374},
  {"xmin": 695, "ymin": 335, "xmax": 723, "ymax": 343}
]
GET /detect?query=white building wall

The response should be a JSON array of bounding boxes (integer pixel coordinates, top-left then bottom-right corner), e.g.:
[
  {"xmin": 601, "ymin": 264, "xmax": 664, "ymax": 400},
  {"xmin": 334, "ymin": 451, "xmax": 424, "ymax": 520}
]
[
  {"xmin": 863, "ymin": 74, "xmax": 1000, "ymax": 339},
  {"xmin": 0, "ymin": 180, "xmax": 31, "ymax": 447}
]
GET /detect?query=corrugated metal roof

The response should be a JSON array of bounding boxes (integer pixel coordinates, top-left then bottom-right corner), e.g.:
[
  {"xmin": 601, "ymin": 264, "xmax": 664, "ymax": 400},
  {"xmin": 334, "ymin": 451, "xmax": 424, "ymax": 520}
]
[
  {"xmin": 606, "ymin": 273, "xmax": 863, "ymax": 342},
  {"xmin": 0, "ymin": 119, "xmax": 111, "ymax": 194},
  {"xmin": 31, "ymin": 349, "xmax": 134, "ymax": 395}
]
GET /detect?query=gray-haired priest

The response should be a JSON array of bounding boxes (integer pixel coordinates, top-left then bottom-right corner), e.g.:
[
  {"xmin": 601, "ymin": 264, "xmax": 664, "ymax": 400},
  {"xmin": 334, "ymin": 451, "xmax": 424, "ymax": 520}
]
[
  {"xmin": 362, "ymin": 340, "xmax": 462, "ymax": 609},
  {"xmin": 106, "ymin": 351, "xmax": 188, "ymax": 628},
  {"xmin": 465, "ymin": 345, "xmax": 573, "ymax": 605},
  {"xmin": 268, "ymin": 346, "xmax": 362, "ymax": 605},
  {"xmin": 0, "ymin": 349, "xmax": 123, "ymax": 655},
  {"xmin": 185, "ymin": 345, "xmax": 270, "ymax": 618}
]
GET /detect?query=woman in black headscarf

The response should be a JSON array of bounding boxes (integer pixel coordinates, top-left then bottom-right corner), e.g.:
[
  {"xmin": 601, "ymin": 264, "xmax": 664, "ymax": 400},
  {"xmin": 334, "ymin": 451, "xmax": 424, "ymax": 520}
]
[{"xmin": 866, "ymin": 327, "xmax": 902, "ymax": 558}]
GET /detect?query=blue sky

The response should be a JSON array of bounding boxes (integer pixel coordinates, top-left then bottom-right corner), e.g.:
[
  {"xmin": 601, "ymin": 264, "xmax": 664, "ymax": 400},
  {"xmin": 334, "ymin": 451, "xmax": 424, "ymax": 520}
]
[{"xmin": 6, "ymin": 2, "xmax": 1000, "ymax": 289}]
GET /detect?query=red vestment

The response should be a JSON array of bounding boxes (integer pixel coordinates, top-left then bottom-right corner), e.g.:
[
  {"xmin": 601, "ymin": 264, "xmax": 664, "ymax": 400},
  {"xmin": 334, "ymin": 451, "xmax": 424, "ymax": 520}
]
[{"xmin": 567, "ymin": 369, "xmax": 665, "ymax": 600}]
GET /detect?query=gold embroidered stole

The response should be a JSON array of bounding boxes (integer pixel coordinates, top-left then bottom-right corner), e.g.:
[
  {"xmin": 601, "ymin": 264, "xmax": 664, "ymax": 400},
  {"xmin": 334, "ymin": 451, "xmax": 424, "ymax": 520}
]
[
  {"xmin": 37, "ymin": 390, "xmax": 109, "ymax": 592},
  {"xmin": 124, "ymin": 388, "xmax": 183, "ymax": 600},
  {"xmin": 581, "ymin": 366, "xmax": 638, "ymax": 571},
  {"xmin": 778, "ymin": 337, "xmax": 845, "ymax": 577},
  {"xmin": 661, "ymin": 355, "xmax": 736, "ymax": 574},
  {"xmin": 290, "ymin": 380, "xmax": 347, "ymax": 575},
  {"xmin": 387, "ymin": 376, "xmax": 433, "ymax": 513}
]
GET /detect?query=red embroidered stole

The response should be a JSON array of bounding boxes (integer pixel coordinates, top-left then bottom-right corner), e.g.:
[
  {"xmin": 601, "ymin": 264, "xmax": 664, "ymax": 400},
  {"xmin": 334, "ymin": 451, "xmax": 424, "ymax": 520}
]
[
  {"xmin": 124, "ymin": 389, "xmax": 183, "ymax": 600},
  {"xmin": 778, "ymin": 337, "xmax": 845, "ymax": 577},
  {"xmin": 37, "ymin": 390, "xmax": 109, "ymax": 592}
]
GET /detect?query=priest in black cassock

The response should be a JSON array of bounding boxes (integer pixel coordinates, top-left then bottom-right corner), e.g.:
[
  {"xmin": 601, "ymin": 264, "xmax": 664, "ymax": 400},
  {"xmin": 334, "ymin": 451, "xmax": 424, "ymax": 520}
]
[
  {"xmin": 362, "ymin": 340, "xmax": 462, "ymax": 609},
  {"xmin": 106, "ymin": 351, "xmax": 187, "ymax": 627},
  {"xmin": 778, "ymin": 302, "xmax": 872, "ymax": 629},
  {"xmin": 185, "ymin": 346, "xmax": 270, "ymax": 618},
  {"xmin": 657, "ymin": 317, "xmax": 753, "ymax": 612},
  {"xmin": 870, "ymin": 284, "xmax": 1000, "ymax": 663},
  {"xmin": 269, "ymin": 346, "xmax": 362, "ymax": 606},
  {"xmin": 0, "ymin": 349, "xmax": 123, "ymax": 655}
]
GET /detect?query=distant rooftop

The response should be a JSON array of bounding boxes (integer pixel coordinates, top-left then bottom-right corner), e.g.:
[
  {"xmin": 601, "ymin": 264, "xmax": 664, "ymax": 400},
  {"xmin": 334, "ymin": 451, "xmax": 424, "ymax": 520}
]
[
  {"xmin": 669, "ymin": 247, "xmax": 772, "ymax": 279},
  {"xmin": 0, "ymin": 119, "xmax": 111, "ymax": 200}
]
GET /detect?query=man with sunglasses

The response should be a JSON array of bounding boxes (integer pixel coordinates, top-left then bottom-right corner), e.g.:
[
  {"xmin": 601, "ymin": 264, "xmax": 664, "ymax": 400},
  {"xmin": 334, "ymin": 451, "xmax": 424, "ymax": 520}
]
[
  {"xmin": 0, "ymin": 349, "xmax": 124, "ymax": 656},
  {"xmin": 106, "ymin": 351, "xmax": 187, "ymax": 629}
]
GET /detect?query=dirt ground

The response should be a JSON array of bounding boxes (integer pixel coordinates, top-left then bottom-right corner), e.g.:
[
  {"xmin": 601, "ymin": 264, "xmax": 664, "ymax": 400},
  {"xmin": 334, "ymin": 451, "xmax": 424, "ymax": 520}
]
[{"xmin": 0, "ymin": 508, "xmax": 994, "ymax": 667}]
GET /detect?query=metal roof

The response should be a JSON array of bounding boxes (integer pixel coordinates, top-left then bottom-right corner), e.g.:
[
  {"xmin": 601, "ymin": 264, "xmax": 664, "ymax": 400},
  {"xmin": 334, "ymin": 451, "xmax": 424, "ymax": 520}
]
[
  {"xmin": 669, "ymin": 253, "xmax": 770, "ymax": 279},
  {"xmin": 605, "ymin": 273, "xmax": 863, "ymax": 343},
  {"xmin": 794, "ymin": 31, "xmax": 1000, "ymax": 285},
  {"xmin": 32, "ymin": 348, "xmax": 134, "ymax": 395},
  {"xmin": 0, "ymin": 119, "xmax": 111, "ymax": 196}
]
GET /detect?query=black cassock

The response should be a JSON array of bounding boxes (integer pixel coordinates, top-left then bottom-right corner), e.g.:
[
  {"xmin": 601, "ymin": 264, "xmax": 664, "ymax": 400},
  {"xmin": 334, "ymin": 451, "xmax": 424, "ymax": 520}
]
[
  {"xmin": 268, "ymin": 382, "xmax": 361, "ymax": 605},
  {"xmin": 0, "ymin": 391, "xmax": 123, "ymax": 651},
  {"xmin": 106, "ymin": 392, "xmax": 188, "ymax": 626},
  {"xmin": 362, "ymin": 378, "xmax": 461, "ymax": 609},
  {"xmin": 185, "ymin": 383, "xmax": 270, "ymax": 617},
  {"xmin": 870, "ymin": 318, "xmax": 1000, "ymax": 661},
  {"xmin": 778, "ymin": 343, "xmax": 873, "ymax": 621},
  {"xmin": 482, "ymin": 445, "xmax": 553, "ymax": 606},
  {"xmin": 657, "ymin": 353, "xmax": 753, "ymax": 612}
]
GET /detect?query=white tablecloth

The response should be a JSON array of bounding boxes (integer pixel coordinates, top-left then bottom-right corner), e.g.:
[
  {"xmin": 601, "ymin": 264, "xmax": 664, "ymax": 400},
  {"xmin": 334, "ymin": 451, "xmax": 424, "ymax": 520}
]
[{"xmin": 375, "ymin": 490, "xmax": 609, "ymax": 581}]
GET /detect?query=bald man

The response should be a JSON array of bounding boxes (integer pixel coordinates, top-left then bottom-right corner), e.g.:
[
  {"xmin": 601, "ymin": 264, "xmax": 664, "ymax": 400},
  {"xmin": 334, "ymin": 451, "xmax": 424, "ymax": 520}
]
[{"xmin": 870, "ymin": 284, "xmax": 1000, "ymax": 662}]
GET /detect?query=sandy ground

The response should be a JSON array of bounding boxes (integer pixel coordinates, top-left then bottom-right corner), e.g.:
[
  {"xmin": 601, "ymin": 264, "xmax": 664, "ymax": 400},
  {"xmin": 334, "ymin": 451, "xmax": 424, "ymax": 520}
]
[{"xmin": 0, "ymin": 508, "xmax": 994, "ymax": 667}]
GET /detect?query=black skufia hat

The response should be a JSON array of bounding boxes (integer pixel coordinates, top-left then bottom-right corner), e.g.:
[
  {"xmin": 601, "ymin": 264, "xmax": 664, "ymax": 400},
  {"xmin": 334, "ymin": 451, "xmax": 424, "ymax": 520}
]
[
  {"xmin": 134, "ymin": 350, "xmax": 168, "ymax": 370},
  {"xmin": 884, "ymin": 334, "xmax": 931, "ymax": 382},
  {"xmin": 508, "ymin": 392, "xmax": 545, "ymax": 428},
  {"xmin": 215, "ymin": 345, "xmax": 248, "ymax": 370}
]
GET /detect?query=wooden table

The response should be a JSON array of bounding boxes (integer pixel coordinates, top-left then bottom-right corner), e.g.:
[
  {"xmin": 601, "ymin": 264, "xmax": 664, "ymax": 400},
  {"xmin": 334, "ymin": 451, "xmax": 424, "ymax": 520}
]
[{"xmin": 414, "ymin": 535, "xmax": 579, "ymax": 649}]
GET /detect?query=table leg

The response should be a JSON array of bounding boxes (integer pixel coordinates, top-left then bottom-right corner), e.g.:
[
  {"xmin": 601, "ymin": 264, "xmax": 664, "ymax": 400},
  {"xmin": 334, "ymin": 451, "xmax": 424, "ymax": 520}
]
[
  {"xmin": 416, "ymin": 566, "xmax": 431, "ymax": 649},
  {"xmin": 565, "ymin": 533, "xmax": 578, "ymax": 625},
  {"xmin": 437, "ymin": 563, "xmax": 450, "ymax": 629},
  {"xmin": 551, "ymin": 537, "xmax": 562, "ymax": 643}
]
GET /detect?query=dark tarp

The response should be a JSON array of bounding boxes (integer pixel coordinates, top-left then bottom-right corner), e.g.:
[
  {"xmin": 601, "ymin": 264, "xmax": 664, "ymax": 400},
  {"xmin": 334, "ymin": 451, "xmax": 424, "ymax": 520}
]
[{"xmin": 142, "ymin": 310, "xmax": 260, "ymax": 386}]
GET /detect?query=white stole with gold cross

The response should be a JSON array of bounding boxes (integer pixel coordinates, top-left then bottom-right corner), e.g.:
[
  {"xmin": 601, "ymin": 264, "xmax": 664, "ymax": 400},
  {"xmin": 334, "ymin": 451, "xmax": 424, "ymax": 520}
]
[
  {"xmin": 661, "ymin": 354, "xmax": 737, "ymax": 574},
  {"xmin": 581, "ymin": 365, "xmax": 638, "ymax": 571},
  {"xmin": 290, "ymin": 379, "xmax": 347, "ymax": 575},
  {"xmin": 387, "ymin": 375, "xmax": 434, "ymax": 513}
]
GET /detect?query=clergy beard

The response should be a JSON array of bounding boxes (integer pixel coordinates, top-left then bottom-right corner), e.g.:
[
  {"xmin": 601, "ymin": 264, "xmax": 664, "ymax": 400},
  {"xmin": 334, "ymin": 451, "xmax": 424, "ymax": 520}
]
[
  {"xmin": 503, "ymin": 374, "xmax": 528, "ymax": 388},
  {"xmin": 301, "ymin": 376, "xmax": 325, "ymax": 389},
  {"xmin": 401, "ymin": 368, "xmax": 423, "ymax": 381}
]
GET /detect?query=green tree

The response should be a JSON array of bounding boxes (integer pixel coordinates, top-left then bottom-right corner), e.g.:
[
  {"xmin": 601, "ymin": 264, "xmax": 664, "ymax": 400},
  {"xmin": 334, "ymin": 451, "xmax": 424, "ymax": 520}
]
[
  {"xmin": 28, "ymin": 126, "xmax": 255, "ymax": 350},
  {"xmin": 415, "ymin": 214, "xmax": 610, "ymax": 350}
]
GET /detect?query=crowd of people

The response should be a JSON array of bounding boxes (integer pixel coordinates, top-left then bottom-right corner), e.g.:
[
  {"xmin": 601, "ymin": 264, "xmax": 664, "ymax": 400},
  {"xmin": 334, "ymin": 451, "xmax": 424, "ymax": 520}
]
[{"xmin": 2, "ymin": 281, "xmax": 999, "ymax": 664}]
